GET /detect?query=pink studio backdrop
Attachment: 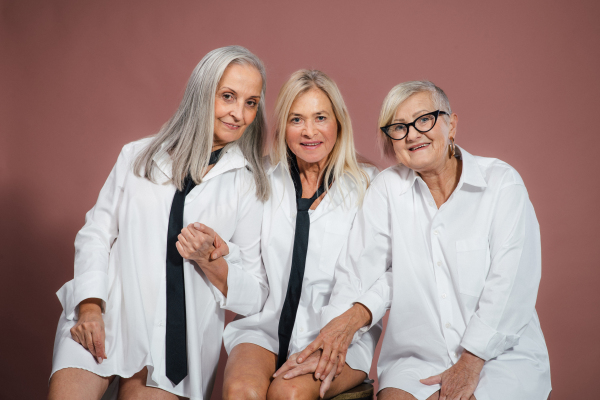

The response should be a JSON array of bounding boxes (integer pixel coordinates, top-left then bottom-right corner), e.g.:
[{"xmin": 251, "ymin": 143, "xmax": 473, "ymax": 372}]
[{"xmin": 1, "ymin": 1, "xmax": 599, "ymax": 398}]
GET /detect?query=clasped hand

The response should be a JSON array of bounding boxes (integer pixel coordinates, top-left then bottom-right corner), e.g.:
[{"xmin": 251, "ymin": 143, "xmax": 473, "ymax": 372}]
[
  {"xmin": 176, "ymin": 222, "xmax": 229, "ymax": 266},
  {"xmin": 273, "ymin": 350, "xmax": 339, "ymax": 399}
]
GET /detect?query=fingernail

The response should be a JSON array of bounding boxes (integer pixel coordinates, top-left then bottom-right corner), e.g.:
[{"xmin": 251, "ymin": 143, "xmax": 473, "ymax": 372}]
[
  {"xmin": 97, "ymin": 357, "xmax": 102, "ymax": 364},
  {"xmin": 315, "ymin": 373, "xmax": 320, "ymax": 379},
  {"xmin": 194, "ymin": 223, "xmax": 201, "ymax": 229}
]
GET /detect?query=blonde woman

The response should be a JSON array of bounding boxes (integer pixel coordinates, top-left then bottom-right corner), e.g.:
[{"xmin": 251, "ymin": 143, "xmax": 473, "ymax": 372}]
[
  {"xmin": 222, "ymin": 70, "xmax": 381, "ymax": 400},
  {"xmin": 48, "ymin": 46, "xmax": 270, "ymax": 400}
]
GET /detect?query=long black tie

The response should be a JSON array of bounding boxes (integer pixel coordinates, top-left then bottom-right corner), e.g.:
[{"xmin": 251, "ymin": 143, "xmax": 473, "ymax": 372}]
[
  {"xmin": 277, "ymin": 153, "xmax": 328, "ymax": 368},
  {"xmin": 165, "ymin": 148, "xmax": 222, "ymax": 385}
]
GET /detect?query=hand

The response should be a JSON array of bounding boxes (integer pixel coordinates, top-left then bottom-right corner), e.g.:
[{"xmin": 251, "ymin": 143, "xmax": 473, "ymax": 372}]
[
  {"xmin": 176, "ymin": 223, "xmax": 229, "ymax": 266},
  {"xmin": 319, "ymin": 357, "xmax": 338, "ymax": 398},
  {"xmin": 70, "ymin": 298, "xmax": 107, "ymax": 364},
  {"xmin": 420, "ymin": 351, "xmax": 484, "ymax": 400},
  {"xmin": 273, "ymin": 350, "xmax": 322, "ymax": 380},
  {"xmin": 296, "ymin": 303, "xmax": 372, "ymax": 380}
]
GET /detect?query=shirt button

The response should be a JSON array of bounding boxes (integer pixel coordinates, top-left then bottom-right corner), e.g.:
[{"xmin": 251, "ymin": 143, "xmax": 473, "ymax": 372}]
[
  {"xmin": 159, "ymin": 321, "xmax": 166, "ymax": 327},
  {"xmin": 299, "ymin": 327, "xmax": 304, "ymax": 333},
  {"xmin": 437, "ymin": 261, "xmax": 442, "ymax": 266},
  {"xmin": 441, "ymin": 293, "xmax": 447, "ymax": 299},
  {"xmin": 445, "ymin": 322, "xmax": 451, "ymax": 328},
  {"xmin": 453, "ymin": 352, "xmax": 458, "ymax": 358},
  {"xmin": 429, "ymin": 200, "xmax": 435, "ymax": 207},
  {"xmin": 433, "ymin": 230, "xmax": 439, "ymax": 235}
]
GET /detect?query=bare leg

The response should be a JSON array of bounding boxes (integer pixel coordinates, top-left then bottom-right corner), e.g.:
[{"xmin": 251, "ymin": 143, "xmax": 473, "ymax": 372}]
[
  {"xmin": 48, "ymin": 368, "xmax": 114, "ymax": 400},
  {"xmin": 118, "ymin": 367, "xmax": 185, "ymax": 400},
  {"xmin": 267, "ymin": 362, "xmax": 366, "ymax": 400},
  {"xmin": 223, "ymin": 343, "xmax": 278, "ymax": 400}
]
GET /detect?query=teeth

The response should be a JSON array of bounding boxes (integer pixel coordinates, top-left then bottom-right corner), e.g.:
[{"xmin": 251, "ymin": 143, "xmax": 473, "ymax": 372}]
[
  {"xmin": 303, "ymin": 143, "xmax": 319, "ymax": 146},
  {"xmin": 412, "ymin": 144, "xmax": 428, "ymax": 150}
]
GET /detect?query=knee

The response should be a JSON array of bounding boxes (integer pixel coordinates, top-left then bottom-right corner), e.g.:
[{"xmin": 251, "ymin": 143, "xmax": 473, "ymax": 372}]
[
  {"xmin": 267, "ymin": 380, "xmax": 307, "ymax": 400},
  {"xmin": 223, "ymin": 377, "xmax": 265, "ymax": 400}
]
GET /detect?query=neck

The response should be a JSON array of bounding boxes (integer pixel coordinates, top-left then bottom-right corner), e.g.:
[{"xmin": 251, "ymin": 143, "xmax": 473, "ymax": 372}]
[
  {"xmin": 418, "ymin": 156, "xmax": 462, "ymax": 207},
  {"xmin": 295, "ymin": 156, "xmax": 328, "ymax": 198},
  {"xmin": 211, "ymin": 144, "xmax": 225, "ymax": 152}
]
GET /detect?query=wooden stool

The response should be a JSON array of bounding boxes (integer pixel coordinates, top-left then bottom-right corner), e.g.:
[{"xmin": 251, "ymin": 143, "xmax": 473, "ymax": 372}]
[{"xmin": 330, "ymin": 382, "xmax": 374, "ymax": 400}]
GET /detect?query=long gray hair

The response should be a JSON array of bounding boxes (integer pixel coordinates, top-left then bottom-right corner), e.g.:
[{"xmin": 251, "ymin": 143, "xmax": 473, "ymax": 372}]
[{"xmin": 133, "ymin": 45, "xmax": 270, "ymax": 201}]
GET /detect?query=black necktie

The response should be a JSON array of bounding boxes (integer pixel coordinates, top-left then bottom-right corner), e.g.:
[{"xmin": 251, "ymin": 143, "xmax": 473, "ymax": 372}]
[
  {"xmin": 277, "ymin": 152, "xmax": 328, "ymax": 368},
  {"xmin": 165, "ymin": 148, "xmax": 223, "ymax": 385}
]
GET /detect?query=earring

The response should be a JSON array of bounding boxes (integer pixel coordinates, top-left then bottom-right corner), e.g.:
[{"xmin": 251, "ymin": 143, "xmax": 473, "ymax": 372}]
[{"xmin": 449, "ymin": 137, "xmax": 456, "ymax": 158}]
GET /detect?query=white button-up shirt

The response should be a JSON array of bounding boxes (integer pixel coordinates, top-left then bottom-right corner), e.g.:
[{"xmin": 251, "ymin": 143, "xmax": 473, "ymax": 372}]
[
  {"xmin": 323, "ymin": 147, "xmax": 551, "ymax": 400},
  {"xmin": 223, "ymin": 162, "xmax": 382, "ymax": 374},
  {"xmin": 52, "ymin": 139, "xmax": 268, "ymax": 400}
]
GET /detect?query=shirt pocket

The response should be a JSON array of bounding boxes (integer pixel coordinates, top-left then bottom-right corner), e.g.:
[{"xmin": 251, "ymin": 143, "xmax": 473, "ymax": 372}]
[
  {"xmin": 455, "ymin": 237, "xmax": 490, "ymax": 297},
  {"xmin": 318, "ymin": 221, "xmax": 352, "ymax": 276}
]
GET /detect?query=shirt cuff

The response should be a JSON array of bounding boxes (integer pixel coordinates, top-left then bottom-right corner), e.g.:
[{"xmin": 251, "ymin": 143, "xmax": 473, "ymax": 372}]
[
  {"xmin": 461, "ymin": 314, "xmax": 520, "ymax": 361},
  {"xmin": 56, "ymin": 271, "xmax": 108, "ymax": 321},
  {"xmin": 355, "ymin": 290, "xmax": 387, "ymax": 330}
]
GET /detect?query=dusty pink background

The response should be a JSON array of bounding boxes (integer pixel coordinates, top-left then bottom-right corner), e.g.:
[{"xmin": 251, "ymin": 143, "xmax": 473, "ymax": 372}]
[{"xmin": 1, "ymin": 1, "xmax": 599, "ymax": 398}]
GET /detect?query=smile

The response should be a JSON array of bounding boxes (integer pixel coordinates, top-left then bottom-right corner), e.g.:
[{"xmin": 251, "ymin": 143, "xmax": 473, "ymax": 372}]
[
  {"xmin": 221, "ymin": 120, "xmax": 241, "ymax": 130},
  {"xmin": 301, "ymin": 142, "xmax": 322, "ymax": 148},
  {"xmin": 409, "ymin": 143, "xmax": 430, "ymax": 151}
]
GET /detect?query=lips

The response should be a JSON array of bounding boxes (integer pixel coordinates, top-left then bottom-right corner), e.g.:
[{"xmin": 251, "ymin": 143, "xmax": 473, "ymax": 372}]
[
  {"xmin": 221, "ymin": 120, "xmax": 241, "ymax": 130},
  {"xmin": 301, "ymin": 142, "xmax": 322, "ymax": 148},
  {"xmin": 409, "ymin": 143, "xmax": 430, "ymax": 151}
]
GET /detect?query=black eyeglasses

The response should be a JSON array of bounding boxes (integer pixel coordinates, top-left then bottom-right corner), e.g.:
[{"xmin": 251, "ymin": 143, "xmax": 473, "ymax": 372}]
[{"xmin": 380, "ymin": 110, "xmax": 448, "ymax": 140}]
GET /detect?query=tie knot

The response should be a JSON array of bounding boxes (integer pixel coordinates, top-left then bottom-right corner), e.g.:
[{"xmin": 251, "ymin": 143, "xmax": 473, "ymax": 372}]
[{"xmin": 296, "ymin": 197, "xmax": 315, "ymax": 212}]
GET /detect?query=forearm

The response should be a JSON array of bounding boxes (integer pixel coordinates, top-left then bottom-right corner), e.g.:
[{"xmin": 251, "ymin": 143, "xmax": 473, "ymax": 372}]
[
  {"xmin": 347, "ymin": 303, "xmax": 372, "ymax": 332},
  {"xmin": 197, "ymin": 257, "xmax": 229, "ymax": 297}
]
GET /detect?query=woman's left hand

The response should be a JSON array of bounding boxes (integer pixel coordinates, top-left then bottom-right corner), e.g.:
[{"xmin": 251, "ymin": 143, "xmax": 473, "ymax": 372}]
[
  {"xmin": 420, "ymin": 351, "xmax": 484, "ymax": 400},
  {"xmin": 176, "ymin": 223, "xmax": 229, "ymax": 266},
  {"xmin": 272, "ymin": 350, "xmax": 338, "ymax": 399}
]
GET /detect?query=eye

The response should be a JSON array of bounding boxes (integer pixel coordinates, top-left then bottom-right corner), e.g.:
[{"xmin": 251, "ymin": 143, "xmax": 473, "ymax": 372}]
[
  {"xmin": 246, "ymin": 100, "xmax": 258, "ymax": 108},
  {"xmin": 316, "ymin": 116, "xmax": 326, "ymax": 122},
  {"xmin": 392, "ymin": 124, "xmax": 406, "ymax": 132},
  {"xmin": 419, "ymin": 115, "xmax": 433, "ymax": 124},
  {"xmin": 290, "ymin": 117, "xmax": 301, "ymax": 124},
  {"xmin": 221, "ymin": 93, "xmax": 235, "ymax": 102}
]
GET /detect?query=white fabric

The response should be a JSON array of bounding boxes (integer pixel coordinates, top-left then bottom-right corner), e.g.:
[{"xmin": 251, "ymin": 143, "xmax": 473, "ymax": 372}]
[
  {"xmin": 51, "ymin": 139, "xmax": 268, "ymax": 400},
  {"xmin": 322, "ymin": 147, "xmax": 551, "ymax": 400},
  {"xmin": 223, "ymin": 162, "xmax": 382, "ymax": 374}
]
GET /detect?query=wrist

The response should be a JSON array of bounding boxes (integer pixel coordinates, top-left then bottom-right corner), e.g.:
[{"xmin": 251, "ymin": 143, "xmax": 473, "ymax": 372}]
[
  {"xmin": 79, "ymin": 298, "xmax": 102, "ymax": 315},
  {"xmin": 460, "ymin": 350, "xmax": 485, "ymax": 371},
  {"xmin": 350, "ymin": 303, "xmax": 372, "ymax": 330}
]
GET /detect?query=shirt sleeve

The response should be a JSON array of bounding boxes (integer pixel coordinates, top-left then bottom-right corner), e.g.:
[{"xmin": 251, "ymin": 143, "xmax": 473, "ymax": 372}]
[
  {"xmin": 461, "ymin": 181, "xmax": 542, "ymax": 361},
  {"xmin": 56, "ymin": 146, "xmax": 130, "ymax": 321},
  {"xmin": 210, "ymin": 172, "xmax": 268, "ymax": 316},
  {"xmin": 321, "ymin": 176, "xmax": 394, "ymax": 337}
]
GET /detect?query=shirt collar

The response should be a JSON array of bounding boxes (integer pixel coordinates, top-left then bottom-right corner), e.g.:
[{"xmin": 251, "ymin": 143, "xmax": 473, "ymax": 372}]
[
  {"xmin": 400, "ymin": 145, "xmax": 487, "ymax": 193},
  {"xmin": 151, "ymin": 142, "xmax": 248, "ymax": 182}
]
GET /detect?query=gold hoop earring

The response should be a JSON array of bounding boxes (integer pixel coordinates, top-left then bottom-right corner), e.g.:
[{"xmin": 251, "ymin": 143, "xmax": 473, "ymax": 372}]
[{"xmin": 449, "ymin": 137, "xmax": 456, "ymax": 158}]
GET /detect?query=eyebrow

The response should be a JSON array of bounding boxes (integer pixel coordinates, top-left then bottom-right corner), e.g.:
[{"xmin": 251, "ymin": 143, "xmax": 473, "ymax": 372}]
[
  {"xmin": 220, "ymin": 86, "xmax": 261, "ymax": 99},
  {"xmin": 289, "ymin": 110, "xmax": 329, "ymax": 117},
  {"xmin": 392, "ymin": 109, "xmax": 432, "ymax": 123}
]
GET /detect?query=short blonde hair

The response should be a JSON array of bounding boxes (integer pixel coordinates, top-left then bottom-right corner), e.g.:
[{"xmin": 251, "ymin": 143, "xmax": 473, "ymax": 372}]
[
  {"xmin": 378, "ymin": 80, "xmax": 451, "ymax": 159},
  {"xmin": 271, "ymin": 69, "xmax": 369, "ymax": 203}
]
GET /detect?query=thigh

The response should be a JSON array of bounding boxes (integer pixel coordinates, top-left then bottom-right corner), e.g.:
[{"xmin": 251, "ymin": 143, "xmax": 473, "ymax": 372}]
[
  {"xmin": 223, "ymin": 343, "xmax": 277, "ymax": 400},
  {"xmin": 378, "ymin": 388, "xmax": 441, "ymax": 400},
  {"xmin": 118, "ymin": 367, "xmax": 184, "ymax": 400},
  {"xmin": 267, "ymin": 362, "xmax": 366, "ymax": 400},
  {"xmin": 48, "ymin": 368, "xmax": 114, "ymax": 400}
]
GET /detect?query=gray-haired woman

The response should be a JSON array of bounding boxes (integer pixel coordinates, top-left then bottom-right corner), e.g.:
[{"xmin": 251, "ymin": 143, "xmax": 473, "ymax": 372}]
[
  {"xmin": 293, "ymin": 81, "xmax": 551, "ymax": 400},
  {"xmin": 48, "ymin": 45, "xmax": 270, "ymax": 400}
]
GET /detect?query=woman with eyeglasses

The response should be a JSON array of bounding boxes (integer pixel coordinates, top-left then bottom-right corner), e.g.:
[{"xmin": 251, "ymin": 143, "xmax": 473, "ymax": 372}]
[
  {"xmin": 290, "ymin": 81, "xmax": 551, "ymax": 400},
  {"xmin": 221, "ymin": 70, "xmax": 382, "ymax": 400},
  {"xmin": 48, "ymin": 46, "xmax": 270, "ymax": 400}
]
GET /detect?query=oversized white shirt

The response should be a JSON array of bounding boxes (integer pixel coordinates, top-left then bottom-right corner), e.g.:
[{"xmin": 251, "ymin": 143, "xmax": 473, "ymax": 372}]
[
  {"xmin": 51, "ymin": 139, "xmax": 268, "ymax": 400},
  {"xmin": 323, "ymin": 147, "xmax": 551, "ymax": 400},
  {"xmin": 223, "ymin": 162, "xmax": 382, "ymax": 374}
]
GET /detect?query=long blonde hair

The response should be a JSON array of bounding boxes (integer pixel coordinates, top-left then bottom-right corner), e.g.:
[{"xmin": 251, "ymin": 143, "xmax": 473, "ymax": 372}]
[
  {"xmin": 133, "ymin": 45, "xmax": 270, "ymax": 200},
  {"xmin": 271, "ymin": 69, "xmax": 369, "ymax": 203}
]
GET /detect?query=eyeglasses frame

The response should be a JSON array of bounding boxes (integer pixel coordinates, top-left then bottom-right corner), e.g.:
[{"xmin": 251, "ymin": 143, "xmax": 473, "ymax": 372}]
[{"xmin": 380, "ymin": 110, "xmax": 449, "ymax": 141}]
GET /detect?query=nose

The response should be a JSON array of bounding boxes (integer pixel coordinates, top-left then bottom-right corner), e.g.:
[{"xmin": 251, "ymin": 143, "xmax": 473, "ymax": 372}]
[
  {"xmin": 405, "ymin": 124, "xmax": 422, "ymax": 142},
  {"xmin": 229, "ymin": 100, "xmax": 244, "ymax": 122},
  {"xmin": 303, "ymin": 120, "xmax": 318, "ymax": 138}
]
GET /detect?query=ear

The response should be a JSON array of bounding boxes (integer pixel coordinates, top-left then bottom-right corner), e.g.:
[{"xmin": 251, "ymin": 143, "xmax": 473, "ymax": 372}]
[{"xmin": 448, "ymin": 113, "xmax": 458, "ymax": 141}]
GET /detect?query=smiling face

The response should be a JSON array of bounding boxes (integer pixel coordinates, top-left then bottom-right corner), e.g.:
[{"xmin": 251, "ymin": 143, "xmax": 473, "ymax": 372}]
[
  {"xmin": 213, "ymin": 63, "xmax": 263, "ymax": 149},
  {"xmin": 285, "ymin": 88, "xmax": 338, "ymax": 165},
  {"xmin": 391, "ymin": 91, "xmax": 458, "ymax": 174}
]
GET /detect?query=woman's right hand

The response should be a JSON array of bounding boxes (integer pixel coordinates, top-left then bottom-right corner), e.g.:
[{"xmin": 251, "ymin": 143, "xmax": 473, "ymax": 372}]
[{"xmin": 70, "ymin": 298, "xmax": 107, "ymax": 364}]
